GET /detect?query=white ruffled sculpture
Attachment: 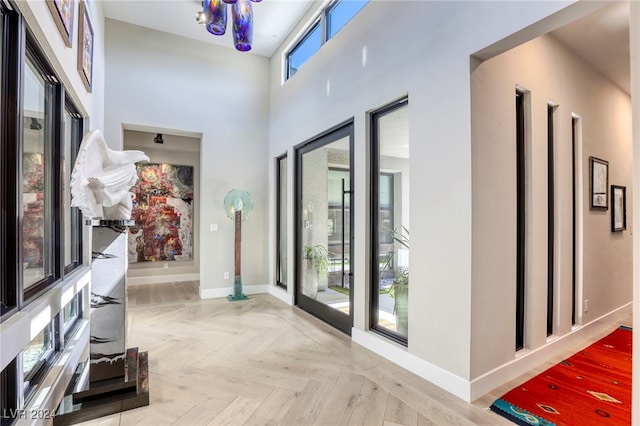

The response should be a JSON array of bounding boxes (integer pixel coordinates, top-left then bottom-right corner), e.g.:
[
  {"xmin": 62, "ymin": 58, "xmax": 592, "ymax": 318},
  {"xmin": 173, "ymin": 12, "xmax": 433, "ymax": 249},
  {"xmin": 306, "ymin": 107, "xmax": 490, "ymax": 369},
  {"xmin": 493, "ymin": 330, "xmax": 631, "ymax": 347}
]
[{"xmin": 70, "ymin": 130, "xmax": 149, "ymax": 220}]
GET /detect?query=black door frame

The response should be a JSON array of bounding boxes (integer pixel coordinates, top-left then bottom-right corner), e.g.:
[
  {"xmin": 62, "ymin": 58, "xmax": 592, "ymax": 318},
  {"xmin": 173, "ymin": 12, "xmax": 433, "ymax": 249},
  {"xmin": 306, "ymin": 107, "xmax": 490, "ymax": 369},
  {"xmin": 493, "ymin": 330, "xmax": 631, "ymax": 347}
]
[{"xmin": 294, "ymin": 119, "xmax": 354, "ymax": 335}]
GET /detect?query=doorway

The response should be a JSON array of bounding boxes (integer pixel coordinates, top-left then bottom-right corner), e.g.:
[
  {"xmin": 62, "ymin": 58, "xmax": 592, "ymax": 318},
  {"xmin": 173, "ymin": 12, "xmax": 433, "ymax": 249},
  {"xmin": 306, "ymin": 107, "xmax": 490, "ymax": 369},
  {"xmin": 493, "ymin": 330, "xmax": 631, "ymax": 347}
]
[{"xmin": 295, "ymin": 121, "xmax": 354, "ymax": 335}]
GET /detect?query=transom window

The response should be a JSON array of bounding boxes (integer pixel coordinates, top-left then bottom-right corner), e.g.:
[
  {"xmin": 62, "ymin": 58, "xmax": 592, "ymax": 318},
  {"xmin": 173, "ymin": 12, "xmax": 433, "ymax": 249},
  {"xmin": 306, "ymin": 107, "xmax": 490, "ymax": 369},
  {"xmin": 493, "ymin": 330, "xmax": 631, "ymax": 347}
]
[
  {"xmin": 285, "ymin": 0, "xmax": 369, "ymax": 81},
  {"xmin": 327, "ymin": 0, "xmax": 368, "ymax": 39}
]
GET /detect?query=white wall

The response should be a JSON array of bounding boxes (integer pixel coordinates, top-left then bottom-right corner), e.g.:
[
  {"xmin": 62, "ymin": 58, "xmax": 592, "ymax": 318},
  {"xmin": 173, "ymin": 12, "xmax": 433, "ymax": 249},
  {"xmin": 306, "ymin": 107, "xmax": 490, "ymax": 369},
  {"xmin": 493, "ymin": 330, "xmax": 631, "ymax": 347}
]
[
  {"xmin": 124, "ymin": 130, "xmax": 201, "ymax": 282},
  {"xmin": 105, "ymin": 20, "xmax": 270, "ymax": 292},
  {"xmin": 268, "ymin": 0, "xmax": 581, "ymax": 384},
  {"xmin": 471, "ymin": 34, "xmax": 632, "ymax": 378}
]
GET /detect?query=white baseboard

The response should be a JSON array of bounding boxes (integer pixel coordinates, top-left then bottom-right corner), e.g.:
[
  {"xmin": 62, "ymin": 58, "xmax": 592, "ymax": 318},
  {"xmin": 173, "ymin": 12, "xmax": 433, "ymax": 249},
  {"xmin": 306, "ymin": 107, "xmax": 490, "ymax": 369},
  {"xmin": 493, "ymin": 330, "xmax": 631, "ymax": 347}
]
[
  {"xmin": 353, "ymin": 302, "xmax": 631, "ymax": 403},
  {"xmin": 269, "ymin": 285, "xmax": 293, "ymax": 305},
  {"xmin": 352, "ymin": 328, "xmax": 471, "ymax": 402},
  {"xmin": 128, "ymin": 273, "xmax": 200, "ymax": 286},
  {"xmin": 200, "ymin": 284, "xmax": 270, "ymax": 299},
  {"xmin": 469, "ymin": 302, "xmax": 633, "ymax": 401}
]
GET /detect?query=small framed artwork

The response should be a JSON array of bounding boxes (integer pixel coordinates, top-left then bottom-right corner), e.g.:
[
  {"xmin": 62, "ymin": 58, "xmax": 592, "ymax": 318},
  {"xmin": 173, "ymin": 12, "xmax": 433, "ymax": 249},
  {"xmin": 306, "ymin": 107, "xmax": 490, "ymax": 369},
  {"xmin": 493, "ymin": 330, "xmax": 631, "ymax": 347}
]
[
  {"xmin": 46, "ymin": 0, "xmax": 75, "ymax": 48},
  {"xmin": 589, "ymin": 156, "xmax": 608, "ymax": 210},
  {"xmin": 611, "ymin": 185, "xmax": 626, "ymax": 232},
  {"xmin": 77, "ymin": 1, "xmax": 93, "ymax": 92}
]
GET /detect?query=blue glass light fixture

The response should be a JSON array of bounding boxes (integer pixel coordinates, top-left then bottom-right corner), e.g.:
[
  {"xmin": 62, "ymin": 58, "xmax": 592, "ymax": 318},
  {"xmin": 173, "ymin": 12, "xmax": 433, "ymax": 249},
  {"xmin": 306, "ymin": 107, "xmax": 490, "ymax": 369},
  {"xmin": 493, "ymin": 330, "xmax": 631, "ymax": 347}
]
[
  {"xmin": 205, "ymin": 0, "xmax": 227, "ymax": 35},
  {"xmin": 232, "ymin": 0, "xmax": 253, "ymax": 52},
  {"xmin": 196, "ymin": 0, "xmax": 258, "ymax": 52}
]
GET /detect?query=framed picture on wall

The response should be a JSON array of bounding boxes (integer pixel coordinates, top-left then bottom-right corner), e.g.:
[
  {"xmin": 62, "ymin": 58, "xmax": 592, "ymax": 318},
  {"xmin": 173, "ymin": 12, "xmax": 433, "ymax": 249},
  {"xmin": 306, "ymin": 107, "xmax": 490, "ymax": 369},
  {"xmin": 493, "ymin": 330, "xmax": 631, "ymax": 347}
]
[
  {"xmin": 77, "ymin": 1, "xmax": 93, "ymax": 92},
  {"xmin": 611, "ymin": 185, "xmax": 626, "ymax": 232},
  {"xmin": 46, "ymin": 0, "xmax": 75, "ymax": 48},
  {"xmin": 589, "ymin": 156, "xmax": 608, "ymax": 210}
]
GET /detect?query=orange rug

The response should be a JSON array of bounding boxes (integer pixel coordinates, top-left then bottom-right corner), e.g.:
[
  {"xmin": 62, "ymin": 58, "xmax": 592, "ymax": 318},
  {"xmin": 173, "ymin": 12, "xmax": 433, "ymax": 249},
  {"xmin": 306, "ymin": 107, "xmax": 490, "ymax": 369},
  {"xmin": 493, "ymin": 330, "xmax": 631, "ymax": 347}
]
[{"xmin": 490, "ymin": 326, "xmax": 632, "ymax": 425}]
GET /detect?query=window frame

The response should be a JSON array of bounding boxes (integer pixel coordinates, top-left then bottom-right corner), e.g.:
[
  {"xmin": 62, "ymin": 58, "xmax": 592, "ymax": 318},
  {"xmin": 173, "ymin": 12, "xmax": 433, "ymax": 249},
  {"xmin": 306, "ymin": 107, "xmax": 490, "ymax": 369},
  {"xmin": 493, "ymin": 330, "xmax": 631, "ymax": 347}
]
[
  {"xmin": 20, "ymin": 35, "xmax": 63, "ymax": 304},
  {"xmin": 0, "ymin": 3, "xmax": 23, "ymax": 321},
  {"xmin": 369, "ymin": 97, "xmax": 409, "ymax": 346},
  {"xmin": 284, "ymin": 0, "xmax": 368, "ymax": 82},
  {"xmin": 22, "ymin": 318, "xmax": 59, "ymax": 403},
  {"xmin": 285, "ymin": 18, "xmax": 321, "ymax": 80},
  {"xmin": 275, "ymin": 153, "xmax": 288, "ymax": 289},
  {"xmin": 62, "ymin": 100, "xmax": 83, "ymax": 276},
  {"xmin": 62, "ymin": 288, "xmax": 83, "ymax": 342}
]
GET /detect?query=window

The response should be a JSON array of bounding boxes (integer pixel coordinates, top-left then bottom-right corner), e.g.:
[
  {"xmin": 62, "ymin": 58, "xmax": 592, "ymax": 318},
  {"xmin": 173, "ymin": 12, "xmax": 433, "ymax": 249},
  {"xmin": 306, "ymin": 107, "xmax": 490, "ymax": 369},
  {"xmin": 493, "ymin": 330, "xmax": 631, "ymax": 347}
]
[
  {"xmin": 547, "ymin": 104, "xmax": 556, "ymax": 337},
  {"xmin": 17, "ymin": 35, "xmax": 83, "ymax": 307},
  {"xmin": 515, "ymin": 90, "xmax": 527, "ymax": 351},
  {"xmin": 276, "ymin": 154, "xmax": 288, "ymax": 288},
  {"xmin": 22, "ymin": 53, "xmax": 55, "ymax": 292},
  {"xmin": 370, "ymin": 98, "xmax": 409, "ymax": 344},
  {"xmin": 63, "ymin": 103, "xmax": 83, "ymax": 274},
  {"xmin": 327, "ymin": 0, "xmax": 368, "ymax": 39},
  {"xmin": 63, "ymin": 289, "xmax": 83, "ymax": 340},
  {"xmin": 1, "ymin": 17, "xmax": 84, "ymax": 341},
  {"xmin": 22, "ymin": 320, "xmax": 57, "ymax": 400},
  {"xmin": 286, "ymin": 22, "xmax": 321, "ymax": 79},
  {"xmin": 285, "ymin": 0, "xmax": 369, "ymax": 81},
  {"xmin": 0, "ymin": 7, "xmax": 85, "ymax": 424}
]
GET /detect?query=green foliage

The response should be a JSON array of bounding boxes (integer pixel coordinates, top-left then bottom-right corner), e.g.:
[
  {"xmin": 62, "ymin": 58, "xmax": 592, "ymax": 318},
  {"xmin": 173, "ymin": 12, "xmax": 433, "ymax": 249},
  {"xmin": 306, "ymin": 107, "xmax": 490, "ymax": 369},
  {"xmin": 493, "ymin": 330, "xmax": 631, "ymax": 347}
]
[
  {"xmin": 304, "ymin": 244, "xmax": 329, "ymax": 278},
  {"xmin": 383, "ymin": 226, "xmax": 409, "ymax": 315},
  {"xmin": 391, "ymin": 225, "xmax": 410, "ymax": 249}
]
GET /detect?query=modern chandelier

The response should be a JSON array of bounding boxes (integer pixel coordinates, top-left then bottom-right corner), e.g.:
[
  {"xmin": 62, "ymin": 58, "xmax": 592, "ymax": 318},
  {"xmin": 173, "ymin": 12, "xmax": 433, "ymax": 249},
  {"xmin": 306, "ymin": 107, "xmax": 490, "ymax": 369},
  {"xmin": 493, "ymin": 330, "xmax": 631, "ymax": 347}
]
[{"xmin": 196, "ymin": 0, "xmax": 261, "ymax": 52}]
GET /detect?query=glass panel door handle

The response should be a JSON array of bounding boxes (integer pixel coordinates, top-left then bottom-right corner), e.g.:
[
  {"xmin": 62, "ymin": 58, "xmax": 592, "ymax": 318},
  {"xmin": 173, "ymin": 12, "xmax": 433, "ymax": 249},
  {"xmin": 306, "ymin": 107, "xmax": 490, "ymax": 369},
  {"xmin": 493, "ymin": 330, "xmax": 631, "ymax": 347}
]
[{"xmin": 341, "ymin": 178, "xmax": 352, "ymax": 288}]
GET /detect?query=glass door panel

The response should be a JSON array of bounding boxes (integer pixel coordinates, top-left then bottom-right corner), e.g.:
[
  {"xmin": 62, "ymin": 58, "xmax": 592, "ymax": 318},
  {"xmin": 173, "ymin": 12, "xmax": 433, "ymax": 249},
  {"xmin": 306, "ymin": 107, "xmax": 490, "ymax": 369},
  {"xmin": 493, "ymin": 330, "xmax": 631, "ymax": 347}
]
[
  {"xmin": 296, "ymin": 123, "xmax": 353, "ymax": 335},
  {"xmin": 371, "ymin": 99, "xmax": 409, "ymax": 344}
]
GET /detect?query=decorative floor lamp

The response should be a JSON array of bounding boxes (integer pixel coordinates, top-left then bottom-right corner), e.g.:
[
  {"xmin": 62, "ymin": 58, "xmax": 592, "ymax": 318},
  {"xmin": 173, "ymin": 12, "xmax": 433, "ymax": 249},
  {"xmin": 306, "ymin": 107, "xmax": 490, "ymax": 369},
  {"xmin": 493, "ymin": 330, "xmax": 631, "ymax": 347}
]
[{"xmin": 224, "ymin": 189, "xmax": 253, "ymax": 301}]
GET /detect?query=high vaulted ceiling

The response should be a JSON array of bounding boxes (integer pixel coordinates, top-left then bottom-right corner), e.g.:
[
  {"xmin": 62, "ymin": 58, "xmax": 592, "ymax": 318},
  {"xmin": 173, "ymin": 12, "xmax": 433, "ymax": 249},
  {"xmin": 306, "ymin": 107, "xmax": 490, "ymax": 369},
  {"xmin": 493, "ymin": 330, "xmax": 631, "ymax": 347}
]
[
  {"xmin": 101, "ymin": 0, "xmax": 316, "ymax": 57},
  {"xmin": 102, "ymin": 1, "xmax": 631, "ymax": 94}
]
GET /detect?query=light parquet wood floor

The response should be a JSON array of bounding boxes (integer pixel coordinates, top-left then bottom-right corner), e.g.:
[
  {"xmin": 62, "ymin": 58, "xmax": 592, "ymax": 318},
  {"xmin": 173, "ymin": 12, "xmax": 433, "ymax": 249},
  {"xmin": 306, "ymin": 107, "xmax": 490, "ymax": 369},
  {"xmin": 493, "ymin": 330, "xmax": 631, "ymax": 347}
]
[{"xmin": 77, "ymin": 282, "xmax": 629, "ymax": 426}]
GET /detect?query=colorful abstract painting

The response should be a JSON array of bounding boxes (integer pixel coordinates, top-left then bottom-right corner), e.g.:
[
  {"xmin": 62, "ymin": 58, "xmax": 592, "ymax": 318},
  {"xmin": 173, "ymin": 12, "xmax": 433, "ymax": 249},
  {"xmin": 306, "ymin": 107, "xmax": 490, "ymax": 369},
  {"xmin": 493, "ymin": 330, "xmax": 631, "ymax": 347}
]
[{"xmin": 128, "ymin": 163, "xmax": 194, "ymax": 263}]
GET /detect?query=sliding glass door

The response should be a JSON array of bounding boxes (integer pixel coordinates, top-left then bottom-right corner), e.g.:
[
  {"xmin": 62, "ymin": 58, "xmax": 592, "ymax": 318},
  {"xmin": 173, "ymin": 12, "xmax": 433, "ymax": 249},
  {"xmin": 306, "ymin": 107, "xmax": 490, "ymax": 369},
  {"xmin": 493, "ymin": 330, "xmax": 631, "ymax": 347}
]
[{"xmin": 296, "ymin": 122, "xmax": 353, "ymax": 334}]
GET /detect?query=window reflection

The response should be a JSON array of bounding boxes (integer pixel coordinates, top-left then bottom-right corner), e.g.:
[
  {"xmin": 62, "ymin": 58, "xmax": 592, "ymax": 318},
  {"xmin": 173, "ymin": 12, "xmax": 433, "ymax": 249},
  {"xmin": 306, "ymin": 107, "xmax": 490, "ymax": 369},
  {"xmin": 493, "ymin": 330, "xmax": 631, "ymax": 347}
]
[
  {"xmin": 22, "ymin": 325, "xmax": 53, "ymax": 381},
  {"xmin": 23, "ymin": 57, "xmax": 51, "ymax": 289}
]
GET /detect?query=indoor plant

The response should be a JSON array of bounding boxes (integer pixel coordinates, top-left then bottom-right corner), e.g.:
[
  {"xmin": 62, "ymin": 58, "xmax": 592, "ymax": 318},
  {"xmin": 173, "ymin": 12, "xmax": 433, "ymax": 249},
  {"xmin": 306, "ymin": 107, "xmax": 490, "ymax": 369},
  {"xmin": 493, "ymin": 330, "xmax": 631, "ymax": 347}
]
[
  {"xmin": 387, "ymin": 226, "xmax": 409, "ymax": 335},
  {"xmin": 303, "ymin": 244, "xmax": 329, "ymax": 295}
]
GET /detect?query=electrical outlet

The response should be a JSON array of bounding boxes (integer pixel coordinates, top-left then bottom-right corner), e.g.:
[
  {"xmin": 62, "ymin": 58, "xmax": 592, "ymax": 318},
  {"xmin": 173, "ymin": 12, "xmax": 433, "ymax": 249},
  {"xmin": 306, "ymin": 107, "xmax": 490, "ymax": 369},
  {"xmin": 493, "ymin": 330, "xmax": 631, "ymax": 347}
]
[
  {"xmin": 584, "ymin": 299, "xmax": 589, "ymax": 313},
  {"xmin": 210, "ymin": 223, "xmax": 218, "ymax": 232},
  {"xmin": 163, "ymin": 262, "xmax": 168, "ymax": 269},
  {"xmin": 224, "ymin": 272, "xmax": 230, "ymax": 280}
]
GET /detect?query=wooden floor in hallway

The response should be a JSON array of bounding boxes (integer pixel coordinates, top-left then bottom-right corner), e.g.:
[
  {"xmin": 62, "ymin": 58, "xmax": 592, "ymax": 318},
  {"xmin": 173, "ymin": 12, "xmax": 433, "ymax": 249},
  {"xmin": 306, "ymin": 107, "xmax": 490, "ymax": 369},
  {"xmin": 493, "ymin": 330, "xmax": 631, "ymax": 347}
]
[{"xmin": 78, "ymin": 281, "xmax": 629, "ymax": 426}]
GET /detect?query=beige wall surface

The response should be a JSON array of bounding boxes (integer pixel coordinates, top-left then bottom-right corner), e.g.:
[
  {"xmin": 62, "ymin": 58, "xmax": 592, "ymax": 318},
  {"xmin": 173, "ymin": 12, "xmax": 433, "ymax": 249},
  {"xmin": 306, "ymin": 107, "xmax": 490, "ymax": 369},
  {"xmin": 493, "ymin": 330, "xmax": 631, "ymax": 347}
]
[{"xmin": 471, "ymin": 34, "xmax": 632, "ymax": 379}]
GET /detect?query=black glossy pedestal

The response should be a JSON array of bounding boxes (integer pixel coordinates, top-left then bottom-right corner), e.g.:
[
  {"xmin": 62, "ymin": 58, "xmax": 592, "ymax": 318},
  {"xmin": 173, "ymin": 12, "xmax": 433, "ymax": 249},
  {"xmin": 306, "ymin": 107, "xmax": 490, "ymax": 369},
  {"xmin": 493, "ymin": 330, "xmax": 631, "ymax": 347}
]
[
  {"xmin": 53, "ymin": 348, "xmax": 149, "ymax": 425},
  {"xmin": 54, "ymin": 220, "xmax": 150, "ymax": 425}
]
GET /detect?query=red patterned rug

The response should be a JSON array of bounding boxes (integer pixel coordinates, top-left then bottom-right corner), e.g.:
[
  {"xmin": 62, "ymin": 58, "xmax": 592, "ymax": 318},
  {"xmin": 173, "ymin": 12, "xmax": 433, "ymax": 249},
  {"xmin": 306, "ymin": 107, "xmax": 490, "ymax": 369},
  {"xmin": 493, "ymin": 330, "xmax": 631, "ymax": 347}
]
[{"xmin": 490, "ymin": 326, "xmax": 632, "ymax": 425}]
